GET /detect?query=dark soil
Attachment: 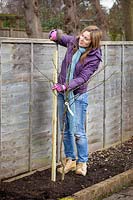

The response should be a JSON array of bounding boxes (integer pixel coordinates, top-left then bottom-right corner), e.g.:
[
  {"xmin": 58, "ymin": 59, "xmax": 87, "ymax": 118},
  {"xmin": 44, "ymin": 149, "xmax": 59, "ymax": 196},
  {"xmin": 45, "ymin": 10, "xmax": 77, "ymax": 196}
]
[{"xmin": 0, "ymin": 137, "xmax": 133, "ymax": 200}]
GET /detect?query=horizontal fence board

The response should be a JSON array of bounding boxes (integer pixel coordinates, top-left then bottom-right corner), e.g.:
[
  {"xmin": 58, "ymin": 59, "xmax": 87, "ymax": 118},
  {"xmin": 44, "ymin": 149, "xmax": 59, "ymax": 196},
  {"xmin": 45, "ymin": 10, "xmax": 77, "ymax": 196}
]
[{"xmin": 0, "ymin": 158, "xmax": 29, "ymax": 180}]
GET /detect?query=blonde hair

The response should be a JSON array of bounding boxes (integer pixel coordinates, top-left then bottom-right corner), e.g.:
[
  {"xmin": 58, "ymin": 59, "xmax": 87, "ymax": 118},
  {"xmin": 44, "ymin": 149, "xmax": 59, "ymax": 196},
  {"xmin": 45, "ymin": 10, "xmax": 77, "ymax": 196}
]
[{"xmin": 74, "ymin": 25, "xmax": 102, "ymax": 61}]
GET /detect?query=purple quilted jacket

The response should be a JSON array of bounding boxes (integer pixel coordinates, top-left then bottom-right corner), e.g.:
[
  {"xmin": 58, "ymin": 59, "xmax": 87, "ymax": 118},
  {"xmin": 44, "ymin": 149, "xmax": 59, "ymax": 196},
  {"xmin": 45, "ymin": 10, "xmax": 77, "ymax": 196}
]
[{"xmin": 57, "ymin": 34, "xmax": 102, "ymax": 95}]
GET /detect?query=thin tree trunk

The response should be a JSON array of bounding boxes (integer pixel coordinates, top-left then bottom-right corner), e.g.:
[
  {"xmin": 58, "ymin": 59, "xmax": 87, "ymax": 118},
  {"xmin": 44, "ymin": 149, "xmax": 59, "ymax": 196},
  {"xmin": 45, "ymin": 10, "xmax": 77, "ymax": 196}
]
[
  {"xmin": 121, "ymin": 0, "xmax": 133, "ymax": 40},
  {"xmin": 63, "ymin": 0, "xmax": 80, "ymax": 34},
  {"xmin": 89, "ymin": 0, "xmax": 108, "ymax": 40},
  {"xmin": 23, "ymin": 0, "xmax": 43, "ymax": 38}
]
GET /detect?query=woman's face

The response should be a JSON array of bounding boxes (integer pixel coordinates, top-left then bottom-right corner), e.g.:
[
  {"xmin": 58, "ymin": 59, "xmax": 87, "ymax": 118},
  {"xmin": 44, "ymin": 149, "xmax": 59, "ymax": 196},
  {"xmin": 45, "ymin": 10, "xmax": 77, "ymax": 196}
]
[{"xmin": 79, "ymin": 31, "xmax": 91, "ymax": 48}]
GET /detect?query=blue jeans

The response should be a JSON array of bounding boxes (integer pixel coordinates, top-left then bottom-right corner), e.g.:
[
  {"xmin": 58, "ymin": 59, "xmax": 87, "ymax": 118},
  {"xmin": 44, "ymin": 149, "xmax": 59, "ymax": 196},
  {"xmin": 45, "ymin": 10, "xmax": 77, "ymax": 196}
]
[{"xmin": 58, "ymin": 92, "xmax": 89, "ymax": 163}]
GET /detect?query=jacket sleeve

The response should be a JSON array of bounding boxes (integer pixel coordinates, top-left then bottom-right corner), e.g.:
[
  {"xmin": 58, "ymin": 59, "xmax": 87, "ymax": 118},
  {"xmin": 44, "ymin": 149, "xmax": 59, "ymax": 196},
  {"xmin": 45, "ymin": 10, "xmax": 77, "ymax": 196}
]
[
  {"xmin": 52, "ymin": 29, "xmax": 74, "ymax": 47},
  {"xmin": 68, "ymin": 57, "xmax": 101, "ymax": 90}
]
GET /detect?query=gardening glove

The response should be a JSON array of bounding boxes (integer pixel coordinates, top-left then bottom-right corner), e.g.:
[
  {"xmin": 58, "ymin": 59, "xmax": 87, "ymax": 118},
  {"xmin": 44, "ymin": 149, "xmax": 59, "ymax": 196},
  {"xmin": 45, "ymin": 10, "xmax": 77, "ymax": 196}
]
[
  {"xmin": 52, "ymin": 83, "xmax": 67, "ymax": 92},
  {"xmin": 49, "ymin": 29, "xmax": 57, "ymax": 41}
]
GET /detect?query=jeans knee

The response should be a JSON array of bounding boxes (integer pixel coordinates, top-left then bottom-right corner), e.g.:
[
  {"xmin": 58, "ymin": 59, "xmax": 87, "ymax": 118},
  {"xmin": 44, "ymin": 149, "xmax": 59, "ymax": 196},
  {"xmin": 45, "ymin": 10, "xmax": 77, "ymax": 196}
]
[
  {"xmin": 75, "ymin": 135, "xmax": 80, "ymax": 142},
  {"xmin": 75, "ymin": 134, "xmax": 87, "ymax": 144}
]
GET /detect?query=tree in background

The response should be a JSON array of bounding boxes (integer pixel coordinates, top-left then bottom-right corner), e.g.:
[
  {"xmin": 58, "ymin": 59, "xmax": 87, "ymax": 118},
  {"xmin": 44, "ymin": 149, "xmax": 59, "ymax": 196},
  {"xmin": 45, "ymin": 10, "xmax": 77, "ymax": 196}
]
[
  {"xmin": 2, "ymin": 0, "xmax": 24, "ymax": 15},
  {"xmin": 108, "ymin": 2, "xmax": 124, "ymax": 41},
  {"xmin": 118, "ymin": 0, "xmax": 133, "ymax": 40},
  {"xmin": 39, "ymin": 0, "xmax": 64, "ymax": 30},
  {"xmin": 89, "ymin": 0, "xmax": 108, "ymax": 40},
  {"xmin": 39, "ymin": 0, "xmax": 81, "ymax": 34},
  {"xmin": 0, "ymin": 0, "xmax": 4, "ymax": 12},
  {"xmin": 23, "ymin": 0, "xmax": 43, "ymax": 38},
  {"xmin": 1, "ymin": 0, "xmax": 43, "ymax": 38},
  {"xmin": 1, "ymin": 0, "xmax": 133, "ymax": 40},
  {"xmin": 63, "ymin": 0, "xmax": 80, "ymax": 34}
]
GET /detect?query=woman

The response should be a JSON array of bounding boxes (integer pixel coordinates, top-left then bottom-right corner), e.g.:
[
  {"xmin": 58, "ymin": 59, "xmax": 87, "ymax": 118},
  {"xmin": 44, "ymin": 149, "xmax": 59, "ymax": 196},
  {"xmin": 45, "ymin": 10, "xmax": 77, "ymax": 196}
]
[{"xmin": 49, "ymin": 25, "xmax": 102, "ymax": 176}]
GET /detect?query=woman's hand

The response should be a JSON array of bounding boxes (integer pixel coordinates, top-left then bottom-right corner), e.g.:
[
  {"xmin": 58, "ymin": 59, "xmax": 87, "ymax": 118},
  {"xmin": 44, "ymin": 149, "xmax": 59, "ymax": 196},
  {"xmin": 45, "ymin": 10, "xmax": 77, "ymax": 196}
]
[
  {"xmin": 49, "ymin": 29, "xmax": 57, "ymax": 41},
  {"xmin": 52, "ymin": 83, "xmax": 67, "ymax": 92}
]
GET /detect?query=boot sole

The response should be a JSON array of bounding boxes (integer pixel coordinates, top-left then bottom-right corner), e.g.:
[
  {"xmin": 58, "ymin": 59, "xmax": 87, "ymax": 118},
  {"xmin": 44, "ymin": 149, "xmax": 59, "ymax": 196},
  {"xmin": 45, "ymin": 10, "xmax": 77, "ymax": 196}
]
[{"xmin": 75, "ymin": 171, "xmax": 86, "ymax": 176}]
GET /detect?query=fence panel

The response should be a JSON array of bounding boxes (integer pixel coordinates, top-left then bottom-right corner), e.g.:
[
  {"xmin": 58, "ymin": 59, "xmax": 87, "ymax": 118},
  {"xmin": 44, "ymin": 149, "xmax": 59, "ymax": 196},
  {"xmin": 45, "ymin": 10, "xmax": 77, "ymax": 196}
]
[
  {"xmin": 0, "ymin": 39, "xmax": 56, "ymax": 180},
  {"xmin": 86, "ymin": 61, "xmax": 104, "ymax": 152},
  {"xmin": 87, "ymin": 42, "xmax": 133, "ymax": 152},
  {"xmin": 104, "ymin": 45, "xmax": 122, "ymax": 146},
  {"xmin": 0, "ymin": 43, "xmax": 32, "ymax": 179},
  {"xmin": 122, "ymin": 45, "xmax": 133, "ymax": 140},
  {"xmin": 31, "ymin": 43, "xmax": 56, "ymax": 170}
]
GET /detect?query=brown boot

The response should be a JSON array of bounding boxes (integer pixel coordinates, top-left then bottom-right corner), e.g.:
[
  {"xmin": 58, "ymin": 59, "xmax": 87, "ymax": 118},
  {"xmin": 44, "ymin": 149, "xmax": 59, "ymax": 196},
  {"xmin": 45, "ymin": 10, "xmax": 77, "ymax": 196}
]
[
  {"xmin": 57, "ymin": 158, "xmax": 76, "ymax": 174},
  {"xmin": 76, "ymin": 162, "xmax": 87, "ymax": 176}
]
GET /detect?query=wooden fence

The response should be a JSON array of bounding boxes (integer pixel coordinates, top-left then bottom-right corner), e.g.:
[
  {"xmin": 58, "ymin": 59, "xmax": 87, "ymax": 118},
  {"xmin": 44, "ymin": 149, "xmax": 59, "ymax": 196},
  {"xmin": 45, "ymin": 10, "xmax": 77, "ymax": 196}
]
[
  {"xmin": 0, "ymin": 28, "xmax": 48, "ymax": 38},
  {"xmin": 0, "ymin": 38, "xmax": 133, "ymax": 181}
]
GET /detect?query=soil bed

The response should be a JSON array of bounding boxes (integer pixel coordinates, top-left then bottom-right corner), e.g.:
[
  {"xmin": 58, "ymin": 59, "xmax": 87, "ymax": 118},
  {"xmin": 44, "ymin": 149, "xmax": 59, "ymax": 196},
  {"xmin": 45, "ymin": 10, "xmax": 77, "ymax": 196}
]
[{"xmin": 0, "ymin": 137, "xmax": 133, "ymax": 200}]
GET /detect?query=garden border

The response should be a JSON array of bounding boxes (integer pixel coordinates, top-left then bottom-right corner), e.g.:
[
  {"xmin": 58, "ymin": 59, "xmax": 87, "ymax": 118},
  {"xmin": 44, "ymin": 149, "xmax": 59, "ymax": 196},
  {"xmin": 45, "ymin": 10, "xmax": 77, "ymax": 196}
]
[{"xmin": 60, "ymin": 169, "xmax": 133, "ymax": 200}]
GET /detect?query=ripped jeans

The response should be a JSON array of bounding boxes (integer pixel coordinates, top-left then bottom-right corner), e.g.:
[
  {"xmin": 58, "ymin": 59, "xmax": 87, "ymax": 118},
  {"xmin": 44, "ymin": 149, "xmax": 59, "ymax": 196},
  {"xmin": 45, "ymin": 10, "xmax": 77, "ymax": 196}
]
[{"xmin": 58, "ymin": 92, "xmax": 89, "ymax": 163}]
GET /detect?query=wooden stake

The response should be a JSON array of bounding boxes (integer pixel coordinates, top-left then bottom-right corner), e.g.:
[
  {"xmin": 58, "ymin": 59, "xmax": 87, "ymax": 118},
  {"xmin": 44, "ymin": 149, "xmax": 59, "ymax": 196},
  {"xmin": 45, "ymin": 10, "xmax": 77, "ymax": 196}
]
[{"xmin": 51, "ymin": 45, "xmax": 58, "ymax": 182}]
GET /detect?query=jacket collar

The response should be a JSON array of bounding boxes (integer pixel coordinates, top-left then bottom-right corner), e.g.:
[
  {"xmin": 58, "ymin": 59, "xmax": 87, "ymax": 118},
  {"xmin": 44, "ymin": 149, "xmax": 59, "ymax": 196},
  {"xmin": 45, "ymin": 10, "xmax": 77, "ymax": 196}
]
[{"xmin": 72, "ymin": 37, "xmax": 102, "ymax": 61}]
